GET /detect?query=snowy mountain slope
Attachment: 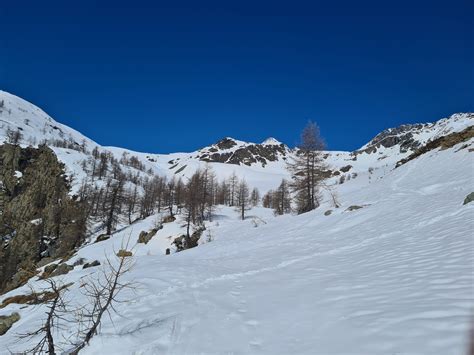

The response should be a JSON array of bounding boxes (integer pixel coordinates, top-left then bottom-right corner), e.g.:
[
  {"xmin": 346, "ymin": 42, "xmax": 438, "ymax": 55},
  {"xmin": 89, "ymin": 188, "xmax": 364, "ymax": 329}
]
[
  {"xmin": 0, "ymin": 127, "xmax": 473, "ymax": 354},
  {"xmin": 1, "ymin": 90, "xmax": 472, "ymax": 196}
]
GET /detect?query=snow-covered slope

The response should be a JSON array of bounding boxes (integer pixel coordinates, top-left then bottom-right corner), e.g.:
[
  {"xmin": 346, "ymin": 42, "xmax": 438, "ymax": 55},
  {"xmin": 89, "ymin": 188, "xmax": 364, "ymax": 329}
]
[
  {"xmin": 0, "ymin": 122, "xmax": 473, "ymax": 354},
  {"xmin": 1, "ymin": 90, "xmax": 472, "ymax": 195}
]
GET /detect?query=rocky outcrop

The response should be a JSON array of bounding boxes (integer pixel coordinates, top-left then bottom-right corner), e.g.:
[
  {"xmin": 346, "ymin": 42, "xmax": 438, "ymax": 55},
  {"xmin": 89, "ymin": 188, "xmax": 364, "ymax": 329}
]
[
  {"xmin": 137, "ymin": 227, "xmax": 160, "ymax": 244},
  {"xmin": 0, "ymin": 144, "xmax": 87, "ymax": 293},
  {"xmin": 83, "ymin": 260, "xmax": 101, "ymax": 269},
  {"xmin": 173, "ymin": 228, "xmax": 204, "ymax": 252},
  {"xmin": 196, "ymin": 138, "xmax": 289, "ymax": 167},
  {"xmin": 396, "ymin": 126, "xmax": 474, "ymax": 168},
  {"xmin": 0, "ymin": 312, "xmax": 20, "ymax": 335}
]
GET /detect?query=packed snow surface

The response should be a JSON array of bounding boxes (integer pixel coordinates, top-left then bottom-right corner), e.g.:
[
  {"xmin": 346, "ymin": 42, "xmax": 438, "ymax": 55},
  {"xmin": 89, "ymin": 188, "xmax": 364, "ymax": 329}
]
[{"xmin": 0, "ymin": 136, "xmax": 473, "ymax": 354}]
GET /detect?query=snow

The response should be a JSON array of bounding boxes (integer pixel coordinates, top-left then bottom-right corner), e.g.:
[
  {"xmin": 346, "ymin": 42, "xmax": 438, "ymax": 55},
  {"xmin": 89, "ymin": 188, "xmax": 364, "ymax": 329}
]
[
  {"xmin": 261, "ymin": 137, "xmax": 283, "ymax": 145},
  {"xmin": 13, "ymin": 171, "xmax": 22, "ymax": 179},
  {"xmin": 0, "ymin": 89, "xmax": 473, "ymax": 354},
  {"xmin": 1, "ymin": 139, "xmax": 473, "ymax": 354}
]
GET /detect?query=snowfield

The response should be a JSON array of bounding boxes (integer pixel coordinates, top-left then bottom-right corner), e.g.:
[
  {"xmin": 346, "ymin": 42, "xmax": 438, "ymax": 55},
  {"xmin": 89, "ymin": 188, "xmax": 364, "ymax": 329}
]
[{"xmin": 1, "ymin": 131, "xmax": 473, "ymax": 354}]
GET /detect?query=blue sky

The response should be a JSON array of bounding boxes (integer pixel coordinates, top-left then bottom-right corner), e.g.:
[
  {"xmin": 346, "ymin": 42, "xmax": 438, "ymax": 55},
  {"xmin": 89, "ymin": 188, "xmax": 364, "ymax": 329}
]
[{"xmin": 1, "ymin": 0, "xmax": 472, "ymax": 152}]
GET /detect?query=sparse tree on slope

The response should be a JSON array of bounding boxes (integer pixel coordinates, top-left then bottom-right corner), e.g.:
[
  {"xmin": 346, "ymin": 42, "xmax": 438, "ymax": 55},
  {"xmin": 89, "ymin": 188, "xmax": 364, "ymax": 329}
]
[
  {"xmin": 236, "ymin": 180, "xmax": 250, "ymax": 220},
  {"xmin": 250, "ymin": 187, "xmax": 260, "ymax": 207},
  {"xmin": 288, "ymin": 121, "xmax": 327, "ymax": 214},
  {"xmin": 273, "ymin": 179, "xmax": 292, "ymax": 215}
]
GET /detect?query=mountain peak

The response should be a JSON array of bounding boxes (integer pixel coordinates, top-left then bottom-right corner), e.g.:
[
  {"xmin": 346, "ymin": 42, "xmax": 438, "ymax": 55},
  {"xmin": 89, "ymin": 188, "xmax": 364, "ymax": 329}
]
[{"xmin": 261, "ymin": 137, "xmax": 282, "ymax": 145}]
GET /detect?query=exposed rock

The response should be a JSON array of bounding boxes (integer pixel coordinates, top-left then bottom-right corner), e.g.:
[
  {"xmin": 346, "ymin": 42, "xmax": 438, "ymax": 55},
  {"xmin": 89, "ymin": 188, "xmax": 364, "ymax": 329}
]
[
  {"xmin": 340, "ymin": 165, "xmax": 352, "ymax": 173},
  {"xmin": 359, "ymin": 123, "xmax": 426, "ymax": 154},
  {"xmin": 0, "ymin": 283, "xmax": 73, "ymax": 309},
  {"xmin": 173, "ymin": 228, "xmax": 204, "ymax": 252},
  {"xmin": 162, "ymin": 215, "xmax": 176, "ymax": 223},
  {"xmin": 346, "ymin": 205, "xmax": 363, "ymax": 211},
  {"xmin": 165, "ymin": 248, "xmax": 170, "ymax": 255},
  {"xmin": 83, "ymin": 260, "xmax": 101, "ymax": 269},
  {"xmin": 137, "ymin": 231, "xmax": 149, "ymax": 244},
  {"xmin": 5, "ymin": 269, "xmax": 39, "ymax": 293},
  {"xmin": 73, "ymin": 258, "xmax": 86, "ymax": 266},
  {"xmin": 0, "ymin": 144, "xmax": 86, "ymax": 293},
  {"xmin": 49, "ymin": 263, "xmax": 73, "ymax": 277},
  {"xmin": 137, "ymin": 228, "xmax": 159, "ymax": 244},
  {"xmin": 324, "ymin": 210, "xmax": 333, "ymax": 216},
  {"xmin": 215, "ymin": 137, "xmax": 237, "ymax": 150},
  {"xmin": 197, "ymin": 138, "xmax": 289, "ymax": 167},
  {"xmin": 0, "ymin": 312, "xmax": 20, "ymax": 335},
  {"xmin": 41, "ymin": 264, "xmax": 58, "ymax": 278},
  {"xmin": 95, "ymin": 234, "xmax": 110, "ymax": 243},
  {"xmin": 117, "ymin": 250, "xmax": 133, "ymax": 257},
  {"xmin": 463, "ymin": 192, "xmax": 474, "ymax": 205},
  {"xmin": 396, "ymin": 126, "xmax": 474, "ymax": 168}
]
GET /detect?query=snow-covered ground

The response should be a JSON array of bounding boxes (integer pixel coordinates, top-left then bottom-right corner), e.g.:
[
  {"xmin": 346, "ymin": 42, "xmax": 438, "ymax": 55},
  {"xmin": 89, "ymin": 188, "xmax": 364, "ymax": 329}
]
[
  {"xmin": 1, "ymin": 90, "xmax": 473, "ymax": 196},
  {"xmin": 1, "ymin": 130, "xmax": 473, "ymax": 354}
]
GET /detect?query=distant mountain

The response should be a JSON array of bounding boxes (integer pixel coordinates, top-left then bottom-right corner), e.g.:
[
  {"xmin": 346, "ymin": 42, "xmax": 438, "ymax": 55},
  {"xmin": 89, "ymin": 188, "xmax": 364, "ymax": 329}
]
[
  {"xmin": 0, "ymin": 90, "xmax": 472, "ymax": 193},
  {"xmin": 0, "ymin": 90, "xmax": 473, "ymax": 354}
]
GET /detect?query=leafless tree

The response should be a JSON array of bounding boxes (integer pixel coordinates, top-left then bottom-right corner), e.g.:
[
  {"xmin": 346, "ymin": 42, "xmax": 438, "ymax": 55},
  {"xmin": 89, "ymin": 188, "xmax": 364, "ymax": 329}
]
[
  {"xmin": 71, "ymin": 247, "xmax": 134, "ymax": 354},
  {"xmin": 288, "ymin": 121, "xmax": 327, "ymax": 214},
  {"xmin": 19, "ymin": 279, "xmax": 72, "ymax": 355},
  {"xmin": 236, "ymin": 180, "xmax": 250, "ymax": 220},
  {"xmin": 6, "ymin": 127, "xmax": 23, "ymax": 145},
  {"xmin": 273, "ymin": 179, "xmax": 292, "ymax": 215},
  {"xmin": 250, "ymin": 187, "xmax": 260, "ymax": 207}
]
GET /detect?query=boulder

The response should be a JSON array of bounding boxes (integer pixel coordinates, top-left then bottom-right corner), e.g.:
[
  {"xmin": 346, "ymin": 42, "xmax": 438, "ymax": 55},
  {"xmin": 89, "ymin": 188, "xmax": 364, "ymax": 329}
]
[
  {"xmin": 346, "ymin": 205, "xmax": 363, "ymax": 211},
  {"xmin": 162, "ymin": 215, "xmax": 176, "ymax": 223},
  {"xmin": 95, "ymin": 234, "xmax": 110, "ymax": 243},
  {"xmin": 463, "ymin": 192, "xmax": 474, "ymax": 205},
  {"xmin": 117, "ymin": 250, "xmax": 133, "ymax": 258},
  {"xmin": 137, "ymin": 231, "xmax": 150, "ymax": 244},
  {"xmin": 41, "ymin": 264, "xmax": 58, "ymax": 278},
  {"xmin": 73, "ymin": 258, "xmax": 86, "ymax": 267},
  {"xmin": 83, "ymin": 260, "xmax": 101, "ymax": 269},
  {"xmin": 324, "ymin": 210, "xmax": 333, "ymax": 216},
  {"xmin": 0, "ymin": 312, "xmax": 20, "ymax": 335},
  {"xmin": 49, "ymin": 263, "xmax": 73, "ymax": 277}
]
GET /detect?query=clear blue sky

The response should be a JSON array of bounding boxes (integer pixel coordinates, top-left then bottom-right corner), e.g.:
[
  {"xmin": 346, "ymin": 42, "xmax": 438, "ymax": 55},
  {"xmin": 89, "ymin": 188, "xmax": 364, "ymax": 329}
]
[{"xmin": 1, "ymin": 0, "xmax": 472, "ymax": 152}]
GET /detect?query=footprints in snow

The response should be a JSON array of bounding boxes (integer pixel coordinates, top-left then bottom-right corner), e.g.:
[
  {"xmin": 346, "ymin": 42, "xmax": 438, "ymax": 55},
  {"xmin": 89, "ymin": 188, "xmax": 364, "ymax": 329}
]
[{"xmin": 229, "ymin": 280, "xmax": 263, "ymax": 350}]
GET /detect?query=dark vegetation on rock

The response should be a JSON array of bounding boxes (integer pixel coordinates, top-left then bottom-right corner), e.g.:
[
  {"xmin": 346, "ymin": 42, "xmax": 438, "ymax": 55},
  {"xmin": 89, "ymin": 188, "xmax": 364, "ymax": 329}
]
[
  {"xmin": 0, "ymin": 144, "xmax": 87, "ymax": 293},
  {"xmin": 396, "ymin": 126, "xmax": 474, "ymax": 168}
]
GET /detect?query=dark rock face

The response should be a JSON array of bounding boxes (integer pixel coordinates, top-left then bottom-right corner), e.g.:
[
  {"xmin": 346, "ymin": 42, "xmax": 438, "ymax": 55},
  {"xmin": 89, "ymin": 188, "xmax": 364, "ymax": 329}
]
[
  {"xmin": 215, "ymin": 138, "xmax": 237, "ymax": 150},
  {"xmin": 396, "ymin": 126, "xmax": 474, "ymax": 168},
  {"xmin": 0, "ymin": 144, "xmax": 86, "ymax": 293},
  {"xmin": 197, "ymin": 138, "xmax": 289, "ymax": 167},
  {"xmin": 358, "ymin": 123, "xmax": 427, "ymax": 154}
]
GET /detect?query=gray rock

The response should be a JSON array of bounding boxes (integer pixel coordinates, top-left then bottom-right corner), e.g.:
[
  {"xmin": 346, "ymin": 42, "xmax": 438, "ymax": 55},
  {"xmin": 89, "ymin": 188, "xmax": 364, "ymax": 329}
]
[
  {"xmin": 73, "ymin": 258, "xmax": 86, "ymax": 266},
  {"xmin": 95, "ymin": 234, "xmax": 110, "ymax": 243},
  {"xmin": 49, "ymin": 263, "xmax": 73, "ymax": 277},
  {"xmin": 0, "ymin": 312, "xmax": 20, "ymax": 335},
  {"xmin": 324, "ymin": 210, "xmax": 333, "ymax": 216},
  {"xmin": 346, "ymin": 205, "xmax": 363, "ymax": 211},
  {"xmin": 463, "ymin": 192, "xmax": 474, "ymax": 205},
  {"xmin": 83, "ymin": 260, "xmax": 101, "ymax": 269}
]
